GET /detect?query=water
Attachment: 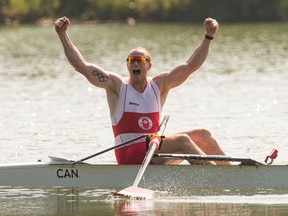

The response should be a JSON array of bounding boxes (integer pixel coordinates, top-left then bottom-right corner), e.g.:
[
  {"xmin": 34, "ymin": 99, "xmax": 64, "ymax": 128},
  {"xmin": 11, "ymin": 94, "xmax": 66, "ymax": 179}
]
[
  {"xmin": 1, "ymin": 22, "xmax": 288, "ymax": 215},
  {"xmin": 1, "ymin": 187, "xmax": 288, "ymax": 215}
]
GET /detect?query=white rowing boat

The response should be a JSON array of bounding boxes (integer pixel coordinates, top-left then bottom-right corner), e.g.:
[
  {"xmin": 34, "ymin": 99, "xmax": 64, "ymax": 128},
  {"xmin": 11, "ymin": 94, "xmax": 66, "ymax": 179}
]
[
  {"xmin": 0, "ymin": 154, "xmax": 287, "ymax": 190},
  {"xmin": 1, "ymin": 117, "xmax": 283, "ymax": 198}
]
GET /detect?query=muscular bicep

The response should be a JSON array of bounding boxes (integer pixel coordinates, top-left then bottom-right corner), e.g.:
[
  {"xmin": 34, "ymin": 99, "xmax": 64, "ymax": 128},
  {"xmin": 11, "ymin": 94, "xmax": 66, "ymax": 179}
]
[
  {"xmin": 79, "ymin": 63, "xmax": 121, "ymax": 90},
  {"xmin": 156, "ymin": 63, "xmax": 192, "ymax": 92}
]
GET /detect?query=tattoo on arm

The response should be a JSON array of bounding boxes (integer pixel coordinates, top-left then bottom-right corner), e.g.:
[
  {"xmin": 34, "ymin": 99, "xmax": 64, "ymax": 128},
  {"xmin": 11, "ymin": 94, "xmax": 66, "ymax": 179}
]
[{"xmin": 92, "ymin": 70, "xmax": 108, "ymax": 82}]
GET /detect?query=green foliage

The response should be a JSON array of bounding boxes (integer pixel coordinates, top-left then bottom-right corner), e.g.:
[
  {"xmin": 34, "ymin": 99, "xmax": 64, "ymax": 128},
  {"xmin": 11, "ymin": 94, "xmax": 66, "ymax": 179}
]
[
  {"xmin": 1, "ymin": 0, "xmax": 60, "ymax": 22},
  {"xmin": 0, "ymin": 0, "xmax": 287, "ymax": 24},
  {"xmin": 278, "ymin": 0, "xmax": 288, "ymax": 21}
]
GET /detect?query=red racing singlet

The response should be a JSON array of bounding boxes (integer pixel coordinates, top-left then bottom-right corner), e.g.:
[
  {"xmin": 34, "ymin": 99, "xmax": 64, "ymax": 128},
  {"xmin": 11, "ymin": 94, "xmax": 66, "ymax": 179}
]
[{"xmin": 111, "ymin": 78, "xmax": 161, "ymax": 164}]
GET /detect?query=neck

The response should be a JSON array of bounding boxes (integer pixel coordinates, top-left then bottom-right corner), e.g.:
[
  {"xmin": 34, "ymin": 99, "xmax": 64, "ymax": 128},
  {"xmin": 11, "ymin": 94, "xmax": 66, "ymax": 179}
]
[{"xmin": 129, "ymin": 78, "xmax": 148, "ymax": 93}]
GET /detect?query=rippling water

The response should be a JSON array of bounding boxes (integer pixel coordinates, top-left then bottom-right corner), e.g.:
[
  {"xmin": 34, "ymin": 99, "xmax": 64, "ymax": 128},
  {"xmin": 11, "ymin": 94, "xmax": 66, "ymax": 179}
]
[
  {"xmin": 1, "ymin": 187, "xmax": 288, "ymax": 215},
  {"xmin": 0, "ymin": 22, "xmax": 288, "ymax": 215}
]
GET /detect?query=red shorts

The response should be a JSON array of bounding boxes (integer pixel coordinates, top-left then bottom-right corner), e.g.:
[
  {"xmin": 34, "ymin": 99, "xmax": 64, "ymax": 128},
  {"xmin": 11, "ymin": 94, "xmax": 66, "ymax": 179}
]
[{"xmin": 114, "ymin": 142, "xmax": 146, "ymax": 164}]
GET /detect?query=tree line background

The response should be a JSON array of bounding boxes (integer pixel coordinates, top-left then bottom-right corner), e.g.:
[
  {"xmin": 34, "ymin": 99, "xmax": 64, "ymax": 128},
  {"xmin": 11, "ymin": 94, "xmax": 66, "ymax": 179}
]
[{"xmin": 1, "ymin": 0, "xmax": 288, "ymax": 25}]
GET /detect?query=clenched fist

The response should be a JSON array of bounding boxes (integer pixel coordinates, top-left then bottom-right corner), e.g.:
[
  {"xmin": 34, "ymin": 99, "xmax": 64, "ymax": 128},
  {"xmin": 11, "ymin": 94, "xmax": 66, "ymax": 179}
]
[
  {"xmin": 203, "ymin": 17, "xmax": 219, "ymax": 37},
  {"xmin": 54, "ymin": 16, "xmax": 70, "ymax": 33}
]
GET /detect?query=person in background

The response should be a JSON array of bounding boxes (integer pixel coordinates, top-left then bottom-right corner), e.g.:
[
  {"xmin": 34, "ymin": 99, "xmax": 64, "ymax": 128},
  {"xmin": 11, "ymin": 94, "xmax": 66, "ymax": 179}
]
[{"xmin": 54, "ymin": 16, "xmax": 230, "ymax": 165}]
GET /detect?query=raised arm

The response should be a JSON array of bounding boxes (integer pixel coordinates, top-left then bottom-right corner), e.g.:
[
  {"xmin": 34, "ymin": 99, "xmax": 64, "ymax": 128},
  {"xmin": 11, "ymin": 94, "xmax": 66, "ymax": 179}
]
[
  {"xmin": 54, "ymin": 17, "xmax": 123, "ymax": 90},
  {"xmin": 154, "ymin": 17, "xmax": 219, "ymax": 94},
  {"xmin": 54, "ymin": 17, "xmax": 124, "ymax": 116}
]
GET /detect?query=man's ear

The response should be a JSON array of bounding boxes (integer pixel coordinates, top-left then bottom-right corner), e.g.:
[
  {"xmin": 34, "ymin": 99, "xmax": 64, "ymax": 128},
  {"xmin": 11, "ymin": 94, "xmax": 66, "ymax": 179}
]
[{"xmin": 147, "ymin": 62, "xmax": 152, "ymax": 70}]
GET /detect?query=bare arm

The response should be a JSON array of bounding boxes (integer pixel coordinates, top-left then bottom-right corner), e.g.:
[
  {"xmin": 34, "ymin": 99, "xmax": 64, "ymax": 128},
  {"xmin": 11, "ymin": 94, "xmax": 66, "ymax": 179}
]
[
  {"xmin": 54, "ymin": 17, "xmax": 123, "ymax": 116},
  {"xmin": 54, "ymin": 17, "xmax": 123, "ymax": 90},
  {"xmin": 154, "ymin": 17, "xmax": 219, "ymax": 95}
]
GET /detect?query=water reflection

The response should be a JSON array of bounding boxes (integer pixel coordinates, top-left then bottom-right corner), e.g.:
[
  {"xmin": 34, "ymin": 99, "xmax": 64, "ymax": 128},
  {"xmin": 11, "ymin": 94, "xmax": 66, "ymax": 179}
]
[{"xmin": 1, "ymin": 187, "xmax": 288, "ymax": 215}]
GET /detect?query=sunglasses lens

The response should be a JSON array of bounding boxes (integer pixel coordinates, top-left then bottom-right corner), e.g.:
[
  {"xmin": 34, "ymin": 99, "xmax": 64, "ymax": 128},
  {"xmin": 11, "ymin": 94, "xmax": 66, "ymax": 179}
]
[{"xmin": 127, "ymin": 56, "xmax": 147, "ymax": 64}]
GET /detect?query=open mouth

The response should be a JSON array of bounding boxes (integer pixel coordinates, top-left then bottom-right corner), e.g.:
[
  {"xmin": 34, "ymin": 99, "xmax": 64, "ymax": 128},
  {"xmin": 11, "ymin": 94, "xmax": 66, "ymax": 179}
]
[{"xmin": 133, "ymin": 69, "xmax": 141, "ymax": 76}]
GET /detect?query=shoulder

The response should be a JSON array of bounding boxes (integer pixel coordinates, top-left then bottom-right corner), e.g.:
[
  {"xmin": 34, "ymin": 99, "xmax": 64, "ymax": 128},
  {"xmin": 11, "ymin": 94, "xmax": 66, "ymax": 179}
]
[
  {"xmin": 105, "ymin": 72, "xmax": 126, "ymax": 93},
  {"xmin": 109, "ymin": 72, "xmax": 126, "ymax": 83},
  {"xmin": 151, "ymin": 71, "xmax": 170, "ymax": 92}
]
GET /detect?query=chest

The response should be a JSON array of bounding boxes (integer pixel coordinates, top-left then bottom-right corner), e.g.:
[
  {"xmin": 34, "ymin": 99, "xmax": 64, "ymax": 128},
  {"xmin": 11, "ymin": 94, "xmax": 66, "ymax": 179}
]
[{"xmin": 124, "ymin": 86, "xmax": 159, "ymax": 113}]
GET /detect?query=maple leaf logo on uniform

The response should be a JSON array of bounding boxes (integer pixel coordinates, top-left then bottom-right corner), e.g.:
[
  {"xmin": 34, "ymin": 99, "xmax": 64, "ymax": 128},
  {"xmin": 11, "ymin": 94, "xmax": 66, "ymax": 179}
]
[{"xmin": 138, "ymin": 116, "xmax": 153, "ymax": 130}]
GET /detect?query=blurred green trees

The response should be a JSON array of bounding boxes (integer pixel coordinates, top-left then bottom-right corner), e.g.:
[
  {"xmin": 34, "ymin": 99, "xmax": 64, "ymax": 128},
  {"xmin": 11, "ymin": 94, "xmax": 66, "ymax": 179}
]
[{"xmin": 1, "ymin": 0, "xmax": 287, "ymax": 24}]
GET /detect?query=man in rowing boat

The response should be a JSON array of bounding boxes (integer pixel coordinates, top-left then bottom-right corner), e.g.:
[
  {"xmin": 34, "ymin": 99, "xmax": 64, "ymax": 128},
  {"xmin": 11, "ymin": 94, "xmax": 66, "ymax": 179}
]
[{"xmin": 55, "ymin": 16, "xmax": 229, "ymax": 165}]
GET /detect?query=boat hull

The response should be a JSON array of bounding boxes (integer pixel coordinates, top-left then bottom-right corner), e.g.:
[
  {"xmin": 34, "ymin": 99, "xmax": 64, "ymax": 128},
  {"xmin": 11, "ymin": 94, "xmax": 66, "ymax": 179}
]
[{"xmin": 1, "ymin": 162, "xmax": 288, "ymax": 190}]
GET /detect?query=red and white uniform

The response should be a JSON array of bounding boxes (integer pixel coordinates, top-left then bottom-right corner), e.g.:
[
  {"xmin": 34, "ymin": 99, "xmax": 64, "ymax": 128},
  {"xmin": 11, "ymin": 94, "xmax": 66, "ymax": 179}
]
[{"xmin": 111, "ymin": 78, "xmax": 161, "ymax": 164}]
